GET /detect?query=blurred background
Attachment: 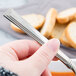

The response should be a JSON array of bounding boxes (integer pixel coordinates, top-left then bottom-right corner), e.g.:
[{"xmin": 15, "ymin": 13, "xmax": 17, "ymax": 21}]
[
  {"xmin": 0, "ymin": 0, "xmax": 28, "ymax": 45},
  {"xmin": 0, "ymin": 0, "xmax": 76, "ymax": 45}
]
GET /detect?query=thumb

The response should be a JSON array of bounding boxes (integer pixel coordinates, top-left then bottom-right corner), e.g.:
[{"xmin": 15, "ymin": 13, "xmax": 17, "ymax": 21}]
[{"xmin": 29, "ymin": 39, "xmax": 60, "ymax": 75}]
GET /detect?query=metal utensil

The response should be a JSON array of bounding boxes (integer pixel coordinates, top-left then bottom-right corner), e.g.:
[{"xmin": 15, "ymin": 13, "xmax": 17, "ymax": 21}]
[{"xmin": 3, "ymin": 9, "xmax": 76, "ymax": 75}]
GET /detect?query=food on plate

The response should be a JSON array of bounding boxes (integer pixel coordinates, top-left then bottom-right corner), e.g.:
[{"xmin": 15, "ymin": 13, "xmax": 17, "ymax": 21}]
[
  {"xmin": 65, "ymin": 21, "xmax": 76, "ymax": 49},
  {"xmin": 40, "ymin": 8, "xmax": 57, "ymax": 38},
  {"xmin": 60, "ymin": 29, "xmax": 71, "ymax": 47},
  {"xmin": 11, "ymin": 7, "xmax": 76, "ymax": 49},
  {"xmin": 11, "ymin": 24, "xmax": 24, "ymax": 33},
  {"xmin": 11, "ymin": 14, "xmax": 45, "ymax": 33},
  {"xmin": 50, "ymin": 22, "xmax": 67, "ymax": 39},
  {"xmin": 57, "ymin": 8, "xmax": 76, "ymax": 24}
]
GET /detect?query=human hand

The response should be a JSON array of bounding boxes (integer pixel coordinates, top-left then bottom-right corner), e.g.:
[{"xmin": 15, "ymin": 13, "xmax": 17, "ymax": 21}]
[{"xmin": 0, "ymin": 39, "xmax": 60, "ymax": 76}]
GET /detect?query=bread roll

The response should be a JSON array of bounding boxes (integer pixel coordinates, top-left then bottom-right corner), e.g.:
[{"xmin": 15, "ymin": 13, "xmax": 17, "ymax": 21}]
[
  {"xmin": 57, "ymin": 8, "xmax": 76, "ymax": 24},
  {"xmin": 11, "ymin": 14, "xmax": 45, "ymax": 33},
  {"xmin": 40, "ymin": 8, "xmax": 57, "ymax": 38},
  {"xmin": 50, "ymin": 22, "xmax": 67, "ymax": 39},
  {"xmin": 65, "ymin": 21, "xmax": 76, "ymax": 49},
  {"xmin": 11, "ymin": 24, "xmax": 24, "ymax": 33},
  {"xmin": 60, "ymin": 29, "xmax": 71, "ymax": 47}
]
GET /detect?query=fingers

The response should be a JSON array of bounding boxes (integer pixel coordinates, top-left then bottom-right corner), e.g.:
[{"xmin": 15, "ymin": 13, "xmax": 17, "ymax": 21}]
[
  {"xmin": 29, "ymin": 39, "xmax": 60, "ymax": 74},
  {"xmin": 42, "ymin": 68, "xmax": 51, "ymax": 76},
  {"xmin": 1, "ymin": 40, "xmax": 40, "ymax": 60}
]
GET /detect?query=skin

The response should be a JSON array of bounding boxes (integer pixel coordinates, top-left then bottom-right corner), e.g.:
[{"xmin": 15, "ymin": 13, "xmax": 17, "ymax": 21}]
[{"xmin": 0, "ymin": 39, "xmax": 60, "ymax": 76}]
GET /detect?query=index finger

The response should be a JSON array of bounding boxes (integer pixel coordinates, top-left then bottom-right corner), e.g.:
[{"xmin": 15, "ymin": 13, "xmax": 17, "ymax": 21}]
[{"xmin": 1, "ymin": 40, "xmax": 41, "ymax": 60}]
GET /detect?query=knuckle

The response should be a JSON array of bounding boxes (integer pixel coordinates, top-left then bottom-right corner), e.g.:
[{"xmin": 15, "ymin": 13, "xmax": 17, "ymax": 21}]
[{"xmin": 40, "ymin": 51, "xmax": 50, "ymax": 63}]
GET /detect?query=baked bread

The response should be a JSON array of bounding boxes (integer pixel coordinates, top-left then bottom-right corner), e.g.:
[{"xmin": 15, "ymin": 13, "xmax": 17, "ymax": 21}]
[
  {"xmin": 50, "ymin": 22, "xmax": 67, "ymax": 39},
  {"xmin": 40, "ymin": 8, "xmax": 57, "ymax": 38},
  {"xmin": 11, "ymin": 14, "xmax": 45, "ymax": 33},
  {"xmin": 11, "ymin": 24, "xmax": 24, "ymax": 33},
  {"xmin": 65, "ymin": 21, "xmax": 76, "ymax": 49},
  {"xmin": 57, "ymin": 8, "xmax": 76, "ymax": 24},
  {"xmin": 60, "ymin": 29, "xmax": 71, "ymax": 47}
]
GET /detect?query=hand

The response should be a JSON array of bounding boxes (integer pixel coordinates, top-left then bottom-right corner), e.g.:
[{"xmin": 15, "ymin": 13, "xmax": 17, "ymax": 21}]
[{"xmin": 0, "ymin": 39, "xmax": 60, "ymax": 76}]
